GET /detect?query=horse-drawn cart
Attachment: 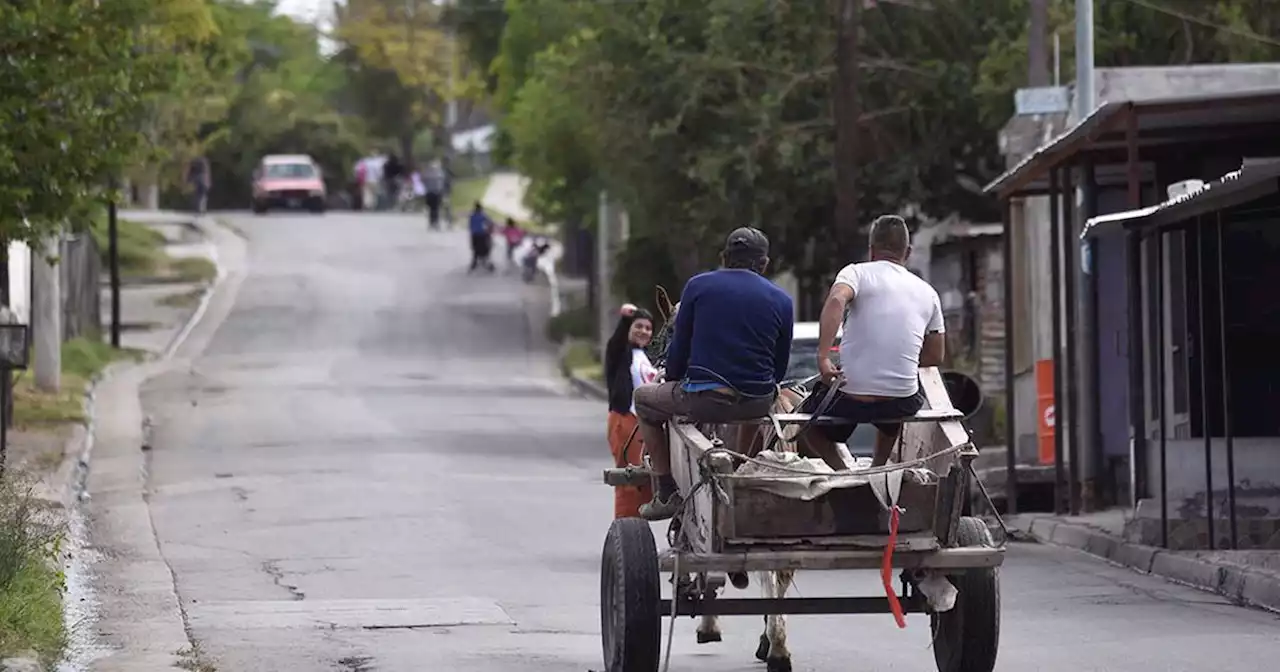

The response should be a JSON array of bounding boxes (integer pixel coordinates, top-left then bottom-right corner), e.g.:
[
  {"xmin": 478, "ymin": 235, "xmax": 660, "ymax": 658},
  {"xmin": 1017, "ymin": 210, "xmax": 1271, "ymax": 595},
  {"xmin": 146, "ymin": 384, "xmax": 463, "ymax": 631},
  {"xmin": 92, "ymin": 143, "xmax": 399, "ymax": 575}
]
[{"xmin": 600, "ymin": 368, "xmax": 1004, "ymax": 672}]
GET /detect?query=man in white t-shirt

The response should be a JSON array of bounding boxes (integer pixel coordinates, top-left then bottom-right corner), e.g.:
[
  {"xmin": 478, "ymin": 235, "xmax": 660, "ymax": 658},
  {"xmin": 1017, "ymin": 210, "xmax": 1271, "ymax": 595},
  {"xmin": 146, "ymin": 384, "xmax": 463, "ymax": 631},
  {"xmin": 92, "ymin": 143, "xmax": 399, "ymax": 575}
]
[{"xmin": 798, "ymin": 214, "xmax": 946, "ymax": 469}]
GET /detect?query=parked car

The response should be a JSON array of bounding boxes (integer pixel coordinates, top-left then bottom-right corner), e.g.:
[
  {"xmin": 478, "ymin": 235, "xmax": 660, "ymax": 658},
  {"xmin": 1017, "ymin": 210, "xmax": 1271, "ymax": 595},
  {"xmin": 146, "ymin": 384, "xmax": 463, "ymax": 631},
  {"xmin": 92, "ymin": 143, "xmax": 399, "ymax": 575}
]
[
  {"xmin": 785, "ymin": 321, "xmax": 877, "ymax": 457},
  {"xmin": 252, "ymin": 155, "xmax": 326, "ymax": 214}
]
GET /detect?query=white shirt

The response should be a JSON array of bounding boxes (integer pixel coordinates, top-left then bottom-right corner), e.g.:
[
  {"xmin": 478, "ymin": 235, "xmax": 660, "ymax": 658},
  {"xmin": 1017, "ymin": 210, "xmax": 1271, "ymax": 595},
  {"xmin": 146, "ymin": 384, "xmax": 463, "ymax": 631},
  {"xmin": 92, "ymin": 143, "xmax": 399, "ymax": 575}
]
[
  {"xmin": 629, "ymin": 348, "xmax": 658, "ymax": 414},
  {"xmin": 833, "ymin": 260, "xmax": 944, "ymax": 398}
]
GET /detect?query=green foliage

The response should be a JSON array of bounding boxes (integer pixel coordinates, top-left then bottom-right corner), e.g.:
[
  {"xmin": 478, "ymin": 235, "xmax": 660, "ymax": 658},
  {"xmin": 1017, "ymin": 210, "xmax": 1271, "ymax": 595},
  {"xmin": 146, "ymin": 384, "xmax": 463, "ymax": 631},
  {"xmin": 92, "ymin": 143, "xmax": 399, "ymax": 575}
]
[
  {"xmin": 180, "ymin": 1, "xmax": 369, "ymax": 209},
  {"xmin": 546, "ymin": 304, "xmax": 594, "ymax": 343},
  {"xmin": 0, "ymin": 476, "xmax": 65, "ymax": 663},
  {"xmin": 0, "ymin": 0, "xmax": 174, "ymax": 246},
  {"xmin": 486, "ymin": 0, "xmax": 1280, "ymax": 308}
]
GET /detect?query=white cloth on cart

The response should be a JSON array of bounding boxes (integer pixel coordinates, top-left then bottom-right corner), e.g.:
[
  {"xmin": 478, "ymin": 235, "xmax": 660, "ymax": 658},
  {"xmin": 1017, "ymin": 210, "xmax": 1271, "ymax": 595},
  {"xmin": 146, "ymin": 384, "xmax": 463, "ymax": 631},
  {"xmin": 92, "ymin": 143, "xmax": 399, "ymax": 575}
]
[{"xmin": 731, "ymin": 450, "xmax": 936, "ymax": 502}]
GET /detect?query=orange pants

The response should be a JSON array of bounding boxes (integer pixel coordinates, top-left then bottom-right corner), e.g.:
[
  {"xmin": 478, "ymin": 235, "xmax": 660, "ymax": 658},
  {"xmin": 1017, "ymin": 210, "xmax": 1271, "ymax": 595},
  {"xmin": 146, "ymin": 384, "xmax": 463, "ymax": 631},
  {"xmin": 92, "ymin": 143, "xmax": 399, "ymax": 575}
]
[{"xmin": 608, "ymin": 411, "xmax": 652, "ymax": 519}]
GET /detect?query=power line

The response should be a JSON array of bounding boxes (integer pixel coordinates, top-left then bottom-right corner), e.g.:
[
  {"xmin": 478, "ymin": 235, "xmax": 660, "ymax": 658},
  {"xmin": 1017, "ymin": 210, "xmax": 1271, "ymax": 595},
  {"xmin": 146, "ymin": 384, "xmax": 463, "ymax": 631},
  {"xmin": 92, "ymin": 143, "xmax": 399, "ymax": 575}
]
[{"xmin": 1119, "ymin": 0, "xmax": 1280, "ymax": 49}]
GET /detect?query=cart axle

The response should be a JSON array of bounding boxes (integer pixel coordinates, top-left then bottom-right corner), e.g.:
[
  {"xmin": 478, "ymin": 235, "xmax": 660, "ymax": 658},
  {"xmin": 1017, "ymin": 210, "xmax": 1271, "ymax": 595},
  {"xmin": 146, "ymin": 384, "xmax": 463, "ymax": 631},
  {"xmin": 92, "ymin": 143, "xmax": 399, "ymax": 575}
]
[{"xmin": 661, "ymin": 595, "xmax": 927, "ymax": 617}]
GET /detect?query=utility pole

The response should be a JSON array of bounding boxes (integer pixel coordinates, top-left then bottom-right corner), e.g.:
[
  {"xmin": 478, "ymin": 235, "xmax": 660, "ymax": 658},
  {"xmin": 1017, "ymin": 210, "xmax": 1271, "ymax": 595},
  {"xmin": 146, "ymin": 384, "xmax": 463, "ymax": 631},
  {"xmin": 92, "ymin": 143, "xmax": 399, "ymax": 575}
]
[
  {"xmin": 833, "ymin": 0, "xmax": 862, "ymax": 255},
  {"xmin": 31, "ymin": 233, "xmax": 61, "ymax": 393},
  {"xmin": 1028, "ymin": 0, "xmax": 1050, "ymax": 87},
  {"xmin": 445, "ymin": 0, "xmax": 458, "ymax": 134},
  {"xmin": 1075, "ymin": 0, "xmax": 1095, "ymax": 119}
]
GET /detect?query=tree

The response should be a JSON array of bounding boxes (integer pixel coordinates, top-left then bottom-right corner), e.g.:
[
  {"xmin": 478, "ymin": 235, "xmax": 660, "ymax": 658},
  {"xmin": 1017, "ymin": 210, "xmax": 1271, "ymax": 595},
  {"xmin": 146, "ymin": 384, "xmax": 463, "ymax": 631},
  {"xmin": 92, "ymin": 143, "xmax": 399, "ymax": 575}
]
[
  {"xmin": 192, "ymin": 0, "xmax": 369, "ymax": 209},
  {"xmin": 0, "ymin": 0, "xmax": 185, "ymax": 244},
  {"xmin": 490, "ymin": 0, "xmax": 1280, "ymax": 317},
  {"xmin": 447, "ymin": 0, "xmax": 509, "ymax": 94},
  {"xmin": 335, "ymin": 0, "xmax": 458, "ymax": 158}
]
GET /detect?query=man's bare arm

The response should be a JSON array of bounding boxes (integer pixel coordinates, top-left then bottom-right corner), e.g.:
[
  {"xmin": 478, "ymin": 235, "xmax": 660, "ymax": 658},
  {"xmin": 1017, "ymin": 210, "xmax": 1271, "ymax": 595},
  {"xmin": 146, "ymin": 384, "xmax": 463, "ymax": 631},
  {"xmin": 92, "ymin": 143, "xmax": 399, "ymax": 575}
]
[
  {"xmin": 818, "ymin": 284, "xmax": 853, "ymax": 362},
  {"xmin": 919, "ymin": 331, "xmax": 945, "ymax": 368}
]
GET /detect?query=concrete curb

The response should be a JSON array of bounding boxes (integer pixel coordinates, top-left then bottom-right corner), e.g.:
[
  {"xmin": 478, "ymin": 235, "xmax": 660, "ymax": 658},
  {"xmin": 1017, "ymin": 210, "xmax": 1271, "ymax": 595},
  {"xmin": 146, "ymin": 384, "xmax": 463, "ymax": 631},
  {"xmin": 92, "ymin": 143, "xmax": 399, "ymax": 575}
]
[
  {"xmin": 567, "ymin": 373, "xmax": 608, "ymax": 401},
  {"xmin": 63, "ymin": 213, "xmax": 243, "ymax": 669},
  {"xmin": 1010, "ymin": 514, "xmax": 1280, "ymax": 613}
]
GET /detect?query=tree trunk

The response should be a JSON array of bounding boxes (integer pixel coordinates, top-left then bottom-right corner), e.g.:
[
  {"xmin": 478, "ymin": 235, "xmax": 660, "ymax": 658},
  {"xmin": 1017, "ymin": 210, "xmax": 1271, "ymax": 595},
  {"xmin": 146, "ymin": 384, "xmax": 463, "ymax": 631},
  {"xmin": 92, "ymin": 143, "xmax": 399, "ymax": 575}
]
[
  {"xmin": 400, "ymin": 132, "xmax": 416, "ymax": 164},
  {"xmin": 834, "ymin": 0, "xmax": 861, "ymax": 247}
]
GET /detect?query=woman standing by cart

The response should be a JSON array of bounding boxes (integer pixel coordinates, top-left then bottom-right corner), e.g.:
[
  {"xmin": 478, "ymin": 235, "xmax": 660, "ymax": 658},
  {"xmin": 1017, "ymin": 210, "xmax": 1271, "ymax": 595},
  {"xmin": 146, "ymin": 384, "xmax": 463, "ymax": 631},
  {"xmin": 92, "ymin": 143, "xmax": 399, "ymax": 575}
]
[{"xmin": 603, "ymin": 304, "xmax": 658, "ymax": 518}]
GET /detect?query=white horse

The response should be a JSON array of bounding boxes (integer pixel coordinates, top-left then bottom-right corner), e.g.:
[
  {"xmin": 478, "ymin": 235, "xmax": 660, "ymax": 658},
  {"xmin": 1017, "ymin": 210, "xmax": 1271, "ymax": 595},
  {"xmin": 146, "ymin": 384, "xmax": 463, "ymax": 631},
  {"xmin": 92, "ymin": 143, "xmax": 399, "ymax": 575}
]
[{"xmin": 693, "ymin": 385, "xmax": 806, "ymax": 672}]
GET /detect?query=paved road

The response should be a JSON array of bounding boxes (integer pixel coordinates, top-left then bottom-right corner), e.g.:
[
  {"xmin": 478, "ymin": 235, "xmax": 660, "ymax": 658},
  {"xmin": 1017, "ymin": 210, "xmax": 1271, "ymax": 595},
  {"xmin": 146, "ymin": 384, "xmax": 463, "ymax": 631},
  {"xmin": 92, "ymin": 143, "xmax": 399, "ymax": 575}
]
[{"xmin": 134, "ymin": 211, "xmax": 1280, "ymax": 672}]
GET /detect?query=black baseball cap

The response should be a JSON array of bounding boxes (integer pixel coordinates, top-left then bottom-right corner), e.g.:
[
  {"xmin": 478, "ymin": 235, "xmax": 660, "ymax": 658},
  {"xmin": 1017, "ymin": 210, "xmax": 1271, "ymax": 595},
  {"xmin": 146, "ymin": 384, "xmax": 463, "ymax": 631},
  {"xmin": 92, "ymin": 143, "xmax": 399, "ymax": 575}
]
[{"xmin": 723, "ymin": 227, "xmax": 769, "ymax": 258}]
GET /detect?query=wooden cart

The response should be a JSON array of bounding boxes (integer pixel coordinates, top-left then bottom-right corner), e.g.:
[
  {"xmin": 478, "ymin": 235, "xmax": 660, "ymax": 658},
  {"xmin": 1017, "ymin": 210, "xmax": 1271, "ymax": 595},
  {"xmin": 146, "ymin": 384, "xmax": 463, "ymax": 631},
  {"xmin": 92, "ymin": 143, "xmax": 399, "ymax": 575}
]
[{"xmin": 600, "ymin": 369, "xmax": 1004, "ymax": 672}]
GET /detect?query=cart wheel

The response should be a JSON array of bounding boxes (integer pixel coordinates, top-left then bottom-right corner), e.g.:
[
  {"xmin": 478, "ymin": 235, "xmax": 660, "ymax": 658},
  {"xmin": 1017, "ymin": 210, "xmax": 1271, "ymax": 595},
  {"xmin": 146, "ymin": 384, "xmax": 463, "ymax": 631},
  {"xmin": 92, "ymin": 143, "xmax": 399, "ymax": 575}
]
[
  {"xmin": 930, "ymin": 516, "xmax": 1000, "ymax": 672},
  {"xmin": 601, "ymin": 518, "xmax": 662, "ymax": 672}
]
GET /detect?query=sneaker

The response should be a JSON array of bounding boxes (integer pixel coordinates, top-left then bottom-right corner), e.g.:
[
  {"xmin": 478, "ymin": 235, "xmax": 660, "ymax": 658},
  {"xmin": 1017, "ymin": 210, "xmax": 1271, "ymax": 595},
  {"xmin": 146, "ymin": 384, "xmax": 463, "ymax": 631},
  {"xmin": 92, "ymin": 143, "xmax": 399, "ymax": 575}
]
[{"xmin": 639, "ymin": 491, "xmax": 683, "ymax": 521}]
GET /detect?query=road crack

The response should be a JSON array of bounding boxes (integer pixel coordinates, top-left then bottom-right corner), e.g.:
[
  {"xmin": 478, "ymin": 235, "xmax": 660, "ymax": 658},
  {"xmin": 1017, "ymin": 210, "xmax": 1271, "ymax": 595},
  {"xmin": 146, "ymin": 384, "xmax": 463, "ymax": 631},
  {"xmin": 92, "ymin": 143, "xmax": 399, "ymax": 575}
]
[{"xmin": 261, "ymin": 560, "xmax": 305, "ymax": 601}]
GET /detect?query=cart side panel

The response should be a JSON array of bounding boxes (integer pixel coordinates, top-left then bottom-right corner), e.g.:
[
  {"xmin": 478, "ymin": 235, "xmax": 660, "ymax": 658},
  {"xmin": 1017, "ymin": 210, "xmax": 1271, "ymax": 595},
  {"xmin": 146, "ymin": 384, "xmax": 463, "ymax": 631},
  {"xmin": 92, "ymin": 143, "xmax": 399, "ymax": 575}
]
[
  {"xmin": 728, "ymin": 480, "xmax": 937, "ymax": 538},
  {"xmin": 668, "ymin": 423, "xmax": 719, "ymax": 554},
  {"xmin": 901, "ymin": 368, "xmax": 972, "ymax": 475}
]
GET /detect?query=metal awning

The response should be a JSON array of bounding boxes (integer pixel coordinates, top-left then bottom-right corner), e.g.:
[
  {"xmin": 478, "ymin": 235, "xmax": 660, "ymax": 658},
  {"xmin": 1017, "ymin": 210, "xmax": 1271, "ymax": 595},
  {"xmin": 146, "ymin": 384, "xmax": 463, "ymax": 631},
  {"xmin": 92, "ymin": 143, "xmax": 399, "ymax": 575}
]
[
  {"xmin": 1080, "ymin": 158, "xmax": 1280, "ymax": 239},
  {"xmin": 984, "ymin": 89, "xmax": 1280, "ymax": 199}
]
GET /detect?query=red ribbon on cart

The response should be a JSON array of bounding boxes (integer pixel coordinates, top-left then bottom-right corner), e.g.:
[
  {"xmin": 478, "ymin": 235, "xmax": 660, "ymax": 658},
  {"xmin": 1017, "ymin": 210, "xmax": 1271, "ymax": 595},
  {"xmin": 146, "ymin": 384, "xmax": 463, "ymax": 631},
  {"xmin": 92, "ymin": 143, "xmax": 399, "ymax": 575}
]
[{"xmin": 880, "ymin": 505, "xmax": 907, "ymax": 629}]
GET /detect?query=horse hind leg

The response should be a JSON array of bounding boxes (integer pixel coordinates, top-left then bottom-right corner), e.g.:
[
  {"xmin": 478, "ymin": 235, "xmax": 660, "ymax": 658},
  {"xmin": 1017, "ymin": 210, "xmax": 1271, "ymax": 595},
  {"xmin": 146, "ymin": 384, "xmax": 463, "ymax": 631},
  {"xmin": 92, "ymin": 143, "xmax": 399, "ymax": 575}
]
[
  {"xmin": 696, "ymin": 614, "xmax": 722, "ymax": 643},
  {"xmin": 763, "ymin": 570, "xmax": 795, "ymax": 672},
  {"xmin": 755, "ymin": 572, "xmax": 774, "ymax": 662}
]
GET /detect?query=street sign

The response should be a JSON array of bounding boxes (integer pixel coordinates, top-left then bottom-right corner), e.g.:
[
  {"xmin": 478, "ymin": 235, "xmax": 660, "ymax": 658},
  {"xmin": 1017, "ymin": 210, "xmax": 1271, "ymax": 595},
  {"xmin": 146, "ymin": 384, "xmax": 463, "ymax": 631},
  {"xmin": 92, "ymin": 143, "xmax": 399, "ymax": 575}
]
[{"xmin": 1015, "ymin": 86, "xmax": 1070, "ymax": 116}]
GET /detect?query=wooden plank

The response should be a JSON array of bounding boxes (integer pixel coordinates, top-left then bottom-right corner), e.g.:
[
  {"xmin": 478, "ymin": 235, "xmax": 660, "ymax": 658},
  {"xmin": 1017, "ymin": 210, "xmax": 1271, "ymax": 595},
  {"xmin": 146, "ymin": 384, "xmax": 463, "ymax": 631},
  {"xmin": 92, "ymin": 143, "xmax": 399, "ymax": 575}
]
[
  {"xmin": 770, "ymin": 408, "xmax": 963, "ymax": 424},
  {"xmin": 668, "ymin": 423, "xmax": 720, "ymax": 554},
  {"xmin": 900, "ymin": 368, "xmax": 973, "ymax": 476},
  {"xmin": 726, "ymin": 532, "xmax": 939, "ymax": 551},
  {"xmin": 726, "ymin": 480, "xmax": 937, "ymax": 538},
  {"xmin": 658, "ymin": 546, "xmax": 1004, "ymax": 573}
]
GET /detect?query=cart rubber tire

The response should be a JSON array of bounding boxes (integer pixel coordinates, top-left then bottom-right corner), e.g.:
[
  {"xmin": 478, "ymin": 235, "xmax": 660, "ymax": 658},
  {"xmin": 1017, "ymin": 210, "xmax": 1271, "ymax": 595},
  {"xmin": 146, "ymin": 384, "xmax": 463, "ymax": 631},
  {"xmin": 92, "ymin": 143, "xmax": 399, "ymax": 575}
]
[
  {"xmin": 930, "ymin": 516, "xmax": 1000, "ymax": 672},
  {"xmin": 601, "ymin": 518, "xmax": 662, "ymax": 672}
]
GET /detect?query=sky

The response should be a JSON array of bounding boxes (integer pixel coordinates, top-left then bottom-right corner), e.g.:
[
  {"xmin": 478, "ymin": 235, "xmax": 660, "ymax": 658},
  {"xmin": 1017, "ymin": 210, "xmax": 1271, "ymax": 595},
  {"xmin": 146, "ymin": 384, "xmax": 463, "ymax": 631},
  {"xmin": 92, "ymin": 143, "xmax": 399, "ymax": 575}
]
[{"xmin": 275, "ymin": 0, "xmax": 332, "ymax": 27}]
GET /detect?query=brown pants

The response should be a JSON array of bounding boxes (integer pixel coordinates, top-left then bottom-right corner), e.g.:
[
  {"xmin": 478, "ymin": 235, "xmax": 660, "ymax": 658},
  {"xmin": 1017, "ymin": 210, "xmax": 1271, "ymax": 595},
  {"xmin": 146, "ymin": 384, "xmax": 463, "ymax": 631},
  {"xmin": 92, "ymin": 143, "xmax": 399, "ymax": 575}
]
[
  {"xmin": 607, "ymin": 411, "xmax": 651, "ymax": 518},
  {"xmin": 634, "ymin": 381, "xmax": 775, "ymax": 427}
]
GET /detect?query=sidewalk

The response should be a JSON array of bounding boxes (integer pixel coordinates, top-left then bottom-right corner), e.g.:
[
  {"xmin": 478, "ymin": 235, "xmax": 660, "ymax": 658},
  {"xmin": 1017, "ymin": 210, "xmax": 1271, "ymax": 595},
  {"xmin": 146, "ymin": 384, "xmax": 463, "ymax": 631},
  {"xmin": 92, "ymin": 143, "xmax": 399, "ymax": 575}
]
[
  {"xmin": 477, "ymin": 172, "xmax": 576, "ymax": 316},
  {"xmin": 110, "ymin": 211, "xmax": 224, "ymax": 355},
  {"xmin": 1008, "ymin": 511, "xmax": 1280, "ymax": 613}
]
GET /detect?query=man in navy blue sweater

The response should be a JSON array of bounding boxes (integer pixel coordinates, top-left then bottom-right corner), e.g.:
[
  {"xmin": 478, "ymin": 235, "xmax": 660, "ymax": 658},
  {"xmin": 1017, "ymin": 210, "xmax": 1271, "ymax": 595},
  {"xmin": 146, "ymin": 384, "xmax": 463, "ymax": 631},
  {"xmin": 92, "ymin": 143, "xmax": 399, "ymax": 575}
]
[{"xmin": 634, "ymin": 227, "xmax": 795, "ymax": 520}]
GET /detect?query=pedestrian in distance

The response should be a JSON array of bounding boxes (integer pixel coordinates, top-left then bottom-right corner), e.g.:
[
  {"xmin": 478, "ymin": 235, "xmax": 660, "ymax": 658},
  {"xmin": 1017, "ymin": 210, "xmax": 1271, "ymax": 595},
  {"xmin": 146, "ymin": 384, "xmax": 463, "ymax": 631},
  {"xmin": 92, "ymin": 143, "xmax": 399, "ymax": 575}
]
[
  {"xmin": 183, "ymin": 155, "xmax": 211, "ymax": 215},
  {"xmin": 467, "ymin": 202, "xmax": 496, "ymax": 273},
  {"xmin": 424, "ymin": 162, "xmax": 446, "ymax": 229},
  {"xmin": 603, "ymin": 303, "xmax": 658, "ymax": 519},
  {"xmin": 502, "ymin": 218, "xmax": 524, "ymax": 270}
]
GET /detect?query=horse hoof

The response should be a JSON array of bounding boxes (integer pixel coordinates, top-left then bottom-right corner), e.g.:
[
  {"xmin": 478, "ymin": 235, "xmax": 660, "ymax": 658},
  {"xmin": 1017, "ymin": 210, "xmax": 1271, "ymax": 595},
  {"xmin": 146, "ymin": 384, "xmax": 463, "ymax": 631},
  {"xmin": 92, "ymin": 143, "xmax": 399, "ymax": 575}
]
[
  {"xmin": 766, "ymin": 656, "xmax": 793, "ymax": 672},
  {"xmin": 729, "ymin": 571, "xmax": 749, "ymax": 589},
  {"xmin": 696, "ymin": 629, "xmax": 722, "ymax": 644},
  {"xmin": 755, "ymin": 634, "xmax": 770, "ymax": 662}
]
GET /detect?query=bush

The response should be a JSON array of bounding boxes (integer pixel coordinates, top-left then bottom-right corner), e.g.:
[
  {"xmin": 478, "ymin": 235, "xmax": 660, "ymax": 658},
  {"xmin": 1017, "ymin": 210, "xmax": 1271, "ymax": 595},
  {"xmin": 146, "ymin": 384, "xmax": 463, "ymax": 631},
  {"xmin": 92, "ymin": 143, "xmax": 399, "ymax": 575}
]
[
  {"xmin": 0, "ymin": 476, "xmax": 66, "ymax": 663},
  {"xmin": 546, "ymin": 304, "xmax": 594, "ymax": 343}
]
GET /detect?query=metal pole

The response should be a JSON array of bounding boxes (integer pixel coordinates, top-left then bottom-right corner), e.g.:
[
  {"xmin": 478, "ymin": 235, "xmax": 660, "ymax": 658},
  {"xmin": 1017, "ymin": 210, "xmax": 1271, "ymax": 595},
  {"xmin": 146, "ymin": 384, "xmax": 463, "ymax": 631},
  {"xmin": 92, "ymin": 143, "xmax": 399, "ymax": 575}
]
[
  {"xmin": 1081, "ymin": 163, "xmax": 1103, "ymax": 508},
  {"xmin": 1001, "ymin": 199, "xmax": 1019, "ymax": 515},
  {"xmin": 1126, "ymin": 231, "xmax": 1147, "ymax": 507},
  {"xmin": 1049, "ymin": 169, "xmax": 1066, "ymax": 515},
  {"xmin": 0, "ymin": 366, "xmax": 7, "ymax": 477},
  {"xmin": 1075, "ymin": 0, "xmax": 1095, "ymax": 120},
  {"xmin": 1155, "ymin": 230, "xmax": 1168, "ymax": 548},
  {"xmin": 1063, "ymin": 168, "xmax": 1081, "ymax": 515},
  {"xmin": 1054, "ymin": 32, "xmax": 1061, "ymax": 87},
  {"xmin": 1215, "ymin": 212, "xmax": 1237, "ymax": 548},
  {"xmin": 1195, "ymin": 219, "xmax": 1214, "ymax": 549},
  {"xmin": 108, "ymin": 180, "xmax": 121, "ymax": 348}
]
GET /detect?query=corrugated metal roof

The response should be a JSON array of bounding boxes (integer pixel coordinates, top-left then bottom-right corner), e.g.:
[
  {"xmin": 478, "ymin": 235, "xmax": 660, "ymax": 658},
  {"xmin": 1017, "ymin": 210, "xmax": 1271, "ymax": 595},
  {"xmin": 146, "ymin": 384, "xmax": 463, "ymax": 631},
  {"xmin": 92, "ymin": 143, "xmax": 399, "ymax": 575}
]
[
  {"xmin": 1080, "ymin": 158, "xmax": 1280, "ymax": 239},
  {"xmin": 984, "ymin": 88, "xmax": 1280, "ymax": 198}
]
